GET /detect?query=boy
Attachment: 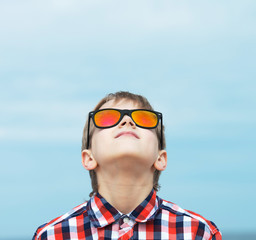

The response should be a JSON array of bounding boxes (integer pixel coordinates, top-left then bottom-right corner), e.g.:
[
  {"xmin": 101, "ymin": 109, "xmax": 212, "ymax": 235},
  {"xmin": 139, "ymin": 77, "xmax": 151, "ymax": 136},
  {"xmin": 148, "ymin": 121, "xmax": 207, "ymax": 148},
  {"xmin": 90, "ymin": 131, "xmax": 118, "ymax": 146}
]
[{"xmin": 33, "ymin": 91, "xmax": 222, "ymax": 240}]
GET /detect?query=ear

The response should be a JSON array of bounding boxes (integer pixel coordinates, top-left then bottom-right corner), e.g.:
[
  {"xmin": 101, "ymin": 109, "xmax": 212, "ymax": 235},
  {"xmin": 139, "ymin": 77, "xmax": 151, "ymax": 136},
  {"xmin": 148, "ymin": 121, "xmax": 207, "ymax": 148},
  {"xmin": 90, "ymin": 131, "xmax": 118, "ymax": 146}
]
[
  {"xmin": 154, "ymin": 150, "xmax": 167, "ymax": 171},
  {"xmin": 81, "ymin": 150, "xmax": 98, "ymax": 170}
]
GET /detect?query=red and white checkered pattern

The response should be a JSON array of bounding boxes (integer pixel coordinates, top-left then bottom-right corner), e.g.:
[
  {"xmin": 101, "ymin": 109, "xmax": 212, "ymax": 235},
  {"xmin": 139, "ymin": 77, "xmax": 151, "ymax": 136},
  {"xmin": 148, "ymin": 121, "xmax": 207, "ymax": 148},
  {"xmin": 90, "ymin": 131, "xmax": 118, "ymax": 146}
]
[{"xmin": 33, "ymin": 190, "xmax": 222, "ymax": 240}]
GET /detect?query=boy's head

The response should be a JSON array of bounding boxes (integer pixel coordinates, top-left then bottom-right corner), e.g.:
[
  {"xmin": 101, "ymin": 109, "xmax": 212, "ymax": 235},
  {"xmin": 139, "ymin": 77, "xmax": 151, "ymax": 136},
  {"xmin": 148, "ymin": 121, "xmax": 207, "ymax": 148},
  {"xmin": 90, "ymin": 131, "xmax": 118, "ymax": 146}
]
[{"xmin": 81, "ymin": 91, "xmax": 166, "ymax": 197}]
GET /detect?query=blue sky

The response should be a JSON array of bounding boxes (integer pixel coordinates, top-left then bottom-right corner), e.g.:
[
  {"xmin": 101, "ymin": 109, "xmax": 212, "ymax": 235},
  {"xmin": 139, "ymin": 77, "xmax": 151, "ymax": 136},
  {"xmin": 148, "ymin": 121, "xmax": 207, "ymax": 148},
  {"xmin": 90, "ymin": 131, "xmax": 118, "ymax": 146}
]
[{"xmin": 0, "ymin": 1, "xmax": 255, "ymax": 238}]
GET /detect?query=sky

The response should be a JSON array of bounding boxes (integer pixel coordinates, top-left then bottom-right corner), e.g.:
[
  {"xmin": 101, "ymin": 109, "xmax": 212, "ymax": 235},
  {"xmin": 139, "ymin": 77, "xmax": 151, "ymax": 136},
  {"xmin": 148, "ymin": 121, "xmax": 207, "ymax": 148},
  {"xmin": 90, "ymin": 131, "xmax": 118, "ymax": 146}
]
[{"xmin": 0, "ymin": 0, "xmax": 256, "ymax": 238}]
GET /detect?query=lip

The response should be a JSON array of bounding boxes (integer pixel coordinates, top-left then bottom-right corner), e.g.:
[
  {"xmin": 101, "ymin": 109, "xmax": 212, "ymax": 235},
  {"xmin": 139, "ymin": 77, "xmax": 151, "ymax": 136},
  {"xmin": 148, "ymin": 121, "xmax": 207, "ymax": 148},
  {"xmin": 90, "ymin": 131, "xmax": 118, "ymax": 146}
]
[{"xmin": 115, "ymin": 131, "xmax": 139, "ymax": 139}]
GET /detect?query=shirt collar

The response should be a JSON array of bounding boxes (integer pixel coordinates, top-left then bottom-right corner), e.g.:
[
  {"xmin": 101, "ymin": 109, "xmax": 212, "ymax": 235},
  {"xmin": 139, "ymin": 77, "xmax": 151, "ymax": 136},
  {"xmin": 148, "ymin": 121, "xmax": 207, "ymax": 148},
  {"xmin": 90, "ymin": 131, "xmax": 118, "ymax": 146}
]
[{"xmin": 87, "ymin": 189, "xmax": 162, "ymax": 228}]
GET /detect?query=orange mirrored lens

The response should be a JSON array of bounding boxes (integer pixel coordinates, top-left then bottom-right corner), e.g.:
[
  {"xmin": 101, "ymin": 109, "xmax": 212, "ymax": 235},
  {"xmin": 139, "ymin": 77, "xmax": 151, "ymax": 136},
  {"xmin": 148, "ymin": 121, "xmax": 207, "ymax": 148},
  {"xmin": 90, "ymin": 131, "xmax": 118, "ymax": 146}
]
[
  {"xmin": 94, "ymin": 110, "xmax": 121, "ymax": 127},
  {"xmin": 132, "ymin": 110, "xmax": 157, "ymax": 127}
]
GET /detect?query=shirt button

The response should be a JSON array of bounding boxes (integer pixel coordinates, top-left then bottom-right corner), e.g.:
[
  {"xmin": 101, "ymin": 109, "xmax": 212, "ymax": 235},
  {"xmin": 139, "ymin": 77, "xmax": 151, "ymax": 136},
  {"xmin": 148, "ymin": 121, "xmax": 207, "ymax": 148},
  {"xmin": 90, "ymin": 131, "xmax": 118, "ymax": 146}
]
[{"xmin": 123, "ymin": 217, "xmax": 130, "ymax": 223}]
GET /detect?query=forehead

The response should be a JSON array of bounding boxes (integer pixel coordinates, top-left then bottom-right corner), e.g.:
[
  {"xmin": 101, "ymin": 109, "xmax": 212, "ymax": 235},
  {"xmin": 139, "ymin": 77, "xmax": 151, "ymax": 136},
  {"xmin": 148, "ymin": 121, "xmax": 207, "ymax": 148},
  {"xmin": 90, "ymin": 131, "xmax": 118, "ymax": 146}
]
[{"xmin": 99, "ymin": 99, "xmax": 141, "ymax": 110}]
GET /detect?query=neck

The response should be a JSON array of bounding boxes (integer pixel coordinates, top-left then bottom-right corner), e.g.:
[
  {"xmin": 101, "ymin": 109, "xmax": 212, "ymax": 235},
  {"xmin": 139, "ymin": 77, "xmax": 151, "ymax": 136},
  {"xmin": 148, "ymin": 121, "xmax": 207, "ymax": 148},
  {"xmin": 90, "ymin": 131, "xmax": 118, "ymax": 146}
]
[{"xmin": 96, "ymin": 167, "xmax": 154, "ymax": 214}]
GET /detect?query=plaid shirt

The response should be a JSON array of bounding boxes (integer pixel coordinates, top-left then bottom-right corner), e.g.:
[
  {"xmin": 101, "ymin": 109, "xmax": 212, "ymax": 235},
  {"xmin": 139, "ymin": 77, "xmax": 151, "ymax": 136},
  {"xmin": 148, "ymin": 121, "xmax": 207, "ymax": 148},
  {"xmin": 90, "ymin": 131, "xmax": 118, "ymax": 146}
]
[{"xmin": 33, "ymin": 189, "xmax": 221, "ymax": 240}]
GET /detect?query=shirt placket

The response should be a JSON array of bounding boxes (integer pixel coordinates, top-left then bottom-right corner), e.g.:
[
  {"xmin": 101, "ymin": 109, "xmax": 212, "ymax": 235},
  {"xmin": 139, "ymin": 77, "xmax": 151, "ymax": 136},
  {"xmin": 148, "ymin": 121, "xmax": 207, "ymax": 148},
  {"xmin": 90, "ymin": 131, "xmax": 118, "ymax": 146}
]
[{"xmin": 118, "ymin": 215, "xmax": 136, "ymax": 240}]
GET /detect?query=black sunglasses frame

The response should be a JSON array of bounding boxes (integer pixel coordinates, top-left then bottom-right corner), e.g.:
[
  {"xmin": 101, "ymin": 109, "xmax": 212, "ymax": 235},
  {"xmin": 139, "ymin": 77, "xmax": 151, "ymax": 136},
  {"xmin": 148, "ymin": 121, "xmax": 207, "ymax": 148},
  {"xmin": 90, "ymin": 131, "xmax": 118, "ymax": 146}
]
[{"xmin": 86, "ymin": 108, "xmax": 163, "ymax": 149}]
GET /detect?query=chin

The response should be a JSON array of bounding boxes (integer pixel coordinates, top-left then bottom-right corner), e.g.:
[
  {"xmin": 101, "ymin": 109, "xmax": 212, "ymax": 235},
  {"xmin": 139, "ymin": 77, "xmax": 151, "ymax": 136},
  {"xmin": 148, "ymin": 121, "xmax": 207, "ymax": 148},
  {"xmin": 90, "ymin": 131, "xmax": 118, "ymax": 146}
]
[{"xmin": 112, "ymin": 150, "xmax": 142, "ymax": 159}]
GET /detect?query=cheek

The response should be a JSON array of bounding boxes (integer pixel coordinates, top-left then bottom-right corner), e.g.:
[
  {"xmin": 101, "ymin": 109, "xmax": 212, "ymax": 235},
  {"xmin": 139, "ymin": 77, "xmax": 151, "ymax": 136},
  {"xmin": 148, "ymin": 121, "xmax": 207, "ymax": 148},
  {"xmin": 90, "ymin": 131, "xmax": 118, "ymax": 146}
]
[
  {"xmin": 91, "ymin": 129, "xmax": 112, "ymax": 153},
  {"xmin": 147, "ymin": 129, "xmax": 158, "ymax": 142},
  {"xmin": 142, "ymin": 130, "xmax": 159, "ymax": 153},
  {"xmin": 91, "ymin": 130, "xmax": 102, "ymax": 149}
]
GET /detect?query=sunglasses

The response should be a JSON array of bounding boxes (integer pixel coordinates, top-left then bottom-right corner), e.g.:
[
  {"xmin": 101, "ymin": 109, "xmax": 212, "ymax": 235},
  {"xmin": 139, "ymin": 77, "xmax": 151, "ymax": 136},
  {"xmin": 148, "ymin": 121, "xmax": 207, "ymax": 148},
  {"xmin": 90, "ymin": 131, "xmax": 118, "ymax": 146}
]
[{"xmin": 86, "ymin": 108, "xmax": 163, "ymax": 149}]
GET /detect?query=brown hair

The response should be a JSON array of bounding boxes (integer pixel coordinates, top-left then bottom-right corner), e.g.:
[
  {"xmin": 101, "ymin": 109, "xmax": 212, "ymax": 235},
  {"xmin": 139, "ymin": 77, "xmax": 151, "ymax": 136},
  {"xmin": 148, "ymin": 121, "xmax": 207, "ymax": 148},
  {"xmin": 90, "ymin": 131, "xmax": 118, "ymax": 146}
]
[{"xmin": 81, "ymin": 91, "xmax": 166, "ymax": 197}]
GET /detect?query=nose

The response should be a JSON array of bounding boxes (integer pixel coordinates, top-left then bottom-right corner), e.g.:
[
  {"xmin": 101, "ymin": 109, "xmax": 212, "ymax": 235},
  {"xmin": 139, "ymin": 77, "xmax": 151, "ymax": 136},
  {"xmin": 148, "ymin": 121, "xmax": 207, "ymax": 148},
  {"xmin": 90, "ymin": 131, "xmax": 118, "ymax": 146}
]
[{"xmin": 118, "ymin": 114, "xmax": 136, "ymax": 128}]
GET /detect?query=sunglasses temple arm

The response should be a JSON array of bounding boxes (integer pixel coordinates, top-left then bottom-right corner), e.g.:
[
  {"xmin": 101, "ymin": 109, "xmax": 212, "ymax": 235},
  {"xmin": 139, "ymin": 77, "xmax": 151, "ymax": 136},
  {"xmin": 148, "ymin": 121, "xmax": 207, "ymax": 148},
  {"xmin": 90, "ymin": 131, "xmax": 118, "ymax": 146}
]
[
  {"xmin": 161, "ymin": 116, "xmax": 163, "ymax": 149},
  {"xmin": 86, "ymin": 115, "xmax": 91, "ymax": 149}
]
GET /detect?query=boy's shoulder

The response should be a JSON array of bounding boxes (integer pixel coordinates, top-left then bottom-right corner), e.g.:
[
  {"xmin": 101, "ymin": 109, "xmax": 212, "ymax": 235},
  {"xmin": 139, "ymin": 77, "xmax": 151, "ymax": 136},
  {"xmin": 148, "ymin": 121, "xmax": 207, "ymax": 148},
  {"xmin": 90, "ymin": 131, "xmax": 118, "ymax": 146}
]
[
  {"xmin": 160, "ymin": 198, "xmax": 220, "ymax": 237},
  {"xmin": 33, "ymin": 201, "xmax": 89, "ymax": 240}
]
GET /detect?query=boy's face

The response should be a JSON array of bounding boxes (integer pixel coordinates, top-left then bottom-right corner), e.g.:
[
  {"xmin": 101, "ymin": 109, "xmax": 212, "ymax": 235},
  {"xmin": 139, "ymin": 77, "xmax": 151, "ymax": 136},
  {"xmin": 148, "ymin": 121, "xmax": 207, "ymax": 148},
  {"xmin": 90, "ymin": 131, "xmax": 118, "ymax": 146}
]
[{"xmin": 89, "ymin": 99, "xmax": 161, "ymax": 173}]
